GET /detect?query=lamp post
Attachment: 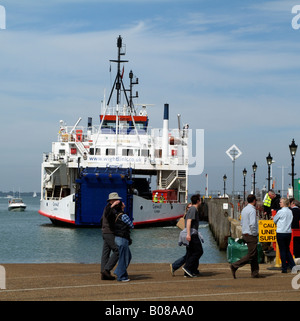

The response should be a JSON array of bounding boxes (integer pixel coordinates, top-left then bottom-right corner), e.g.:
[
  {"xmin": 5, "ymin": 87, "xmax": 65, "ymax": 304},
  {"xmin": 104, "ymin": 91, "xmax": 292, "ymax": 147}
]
[
  {"xmin": 266, "ymin": 153, "xmax": 273, "ymax": 191},
  {"xmin": 223, "ymin": 174, "xmax": 227, "ymax": 198},
  {"xmin": 252, "ymin": 162, "xmax": 257, "ymax": 195},
  {"xmin": 243, "ymin": 168, "xmax": 247, "ymax": 202},
  {"xmin": 289, "ymin": 139, "xmax": 298, "ymax": 197}
]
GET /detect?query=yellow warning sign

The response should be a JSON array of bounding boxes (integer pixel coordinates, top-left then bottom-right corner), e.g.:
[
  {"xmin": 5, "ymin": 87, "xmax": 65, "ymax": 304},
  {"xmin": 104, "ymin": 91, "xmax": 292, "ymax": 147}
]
[{"xmin": 258, "ymin": 220, "xmax": 277, "ymax": 242}]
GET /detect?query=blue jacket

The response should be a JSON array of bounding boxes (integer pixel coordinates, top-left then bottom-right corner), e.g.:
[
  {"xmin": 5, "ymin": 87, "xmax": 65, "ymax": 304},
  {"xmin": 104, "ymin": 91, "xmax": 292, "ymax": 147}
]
[{"xmin": 273, "ymin": 207, "xmax": 293, "ymax": 233}]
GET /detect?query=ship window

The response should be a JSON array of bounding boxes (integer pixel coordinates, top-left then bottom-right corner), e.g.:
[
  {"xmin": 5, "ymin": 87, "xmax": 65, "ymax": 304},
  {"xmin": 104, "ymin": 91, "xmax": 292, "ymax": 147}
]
[
  {"xmin": 89, "ymin": 148, "xmax": 100, "ymax": 155},
  {"xmin": 122, "ymin": 149, "xmax": 134, "ymax": 156},
  {"xmin": 154, "ymin": 149, "xmax": 162, "ymax": 158},
  {"xmin": 141, "ymin": 149, "xmax": 149, "ymax": 157},
  {"xmin": 59, "ymin": 149, "xmax": 65, "ymax": 156},
  {"xmin": 106, "ymin": 148, "xmax": 115, "ymax": 155}
]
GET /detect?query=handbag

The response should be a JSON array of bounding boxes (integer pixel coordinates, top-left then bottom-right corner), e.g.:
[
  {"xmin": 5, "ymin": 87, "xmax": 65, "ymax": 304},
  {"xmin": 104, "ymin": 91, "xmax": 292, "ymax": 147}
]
[{"xmin": 176, "ymin": 214, "xmax": 186, "ymax": 230}]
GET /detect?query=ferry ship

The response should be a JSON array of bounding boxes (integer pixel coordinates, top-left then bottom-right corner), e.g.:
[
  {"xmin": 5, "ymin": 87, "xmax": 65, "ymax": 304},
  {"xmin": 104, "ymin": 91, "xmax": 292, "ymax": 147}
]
[{"xmin": 39, "ymin": 36, "xmax": 189, "ymax": 227}]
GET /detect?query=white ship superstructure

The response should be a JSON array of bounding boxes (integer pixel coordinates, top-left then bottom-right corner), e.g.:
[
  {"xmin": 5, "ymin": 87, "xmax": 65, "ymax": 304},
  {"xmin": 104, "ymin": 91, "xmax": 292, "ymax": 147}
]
[{"xmin": 39, "ymin": 36, "xmax": 189, "ymax": 226}]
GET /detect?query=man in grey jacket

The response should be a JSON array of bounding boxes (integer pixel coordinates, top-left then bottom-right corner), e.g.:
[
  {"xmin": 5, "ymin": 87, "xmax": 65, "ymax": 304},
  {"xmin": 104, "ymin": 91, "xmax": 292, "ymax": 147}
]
[{"xmin": 230, "ymin": 194, "xmax": 261, "ymax": 279}]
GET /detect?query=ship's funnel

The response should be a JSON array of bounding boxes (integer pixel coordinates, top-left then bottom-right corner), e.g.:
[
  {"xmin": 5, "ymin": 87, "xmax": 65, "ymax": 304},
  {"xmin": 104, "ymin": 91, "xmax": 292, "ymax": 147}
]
[{"xmin": 162, "ymin": 104, "xmax": 169, "ymax": 163}]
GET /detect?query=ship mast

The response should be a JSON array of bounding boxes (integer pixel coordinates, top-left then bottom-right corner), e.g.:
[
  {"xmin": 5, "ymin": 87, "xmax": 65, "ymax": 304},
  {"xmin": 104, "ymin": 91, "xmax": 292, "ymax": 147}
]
[{"xmin": 107, "ymin": 35, "xmax": 130, "ymax": 107}]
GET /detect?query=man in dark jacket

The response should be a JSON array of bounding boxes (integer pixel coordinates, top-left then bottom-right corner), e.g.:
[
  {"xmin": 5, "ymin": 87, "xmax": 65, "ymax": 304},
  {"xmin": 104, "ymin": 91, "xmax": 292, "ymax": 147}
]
[
  {"xmin": 263, "ymin": 190, "xmax": 281, "ymax": 219},
  {"xmin": 100, "ymin": 192, "xmax": 122, "ymax": 280},
  {"xmin": 290, "ymin": 199, "xmax": 300, "ymax": 257},
  {"xmin": 182, "ymin": 194, "xmax": 203, "ymax": 278}
]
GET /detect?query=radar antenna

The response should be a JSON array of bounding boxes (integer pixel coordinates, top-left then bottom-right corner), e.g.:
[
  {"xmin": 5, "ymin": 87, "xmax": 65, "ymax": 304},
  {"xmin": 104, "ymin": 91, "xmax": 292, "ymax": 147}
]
[{"xmin": 107, "ymin": 35, "xmax": 130, "ymax": 106}]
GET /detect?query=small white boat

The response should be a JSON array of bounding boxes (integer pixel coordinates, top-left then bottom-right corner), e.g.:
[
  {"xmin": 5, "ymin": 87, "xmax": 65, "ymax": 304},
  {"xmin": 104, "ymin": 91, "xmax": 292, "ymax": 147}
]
[{"xmin": 8, "ymin": 198, "xmax": 26, "ymax": 212}]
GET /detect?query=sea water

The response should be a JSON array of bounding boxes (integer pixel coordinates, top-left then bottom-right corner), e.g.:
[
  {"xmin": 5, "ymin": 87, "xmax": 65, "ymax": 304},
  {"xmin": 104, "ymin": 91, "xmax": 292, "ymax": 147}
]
[{"xmin": 0, "ymin": 196, "xmax": 226, "ymax": 264}]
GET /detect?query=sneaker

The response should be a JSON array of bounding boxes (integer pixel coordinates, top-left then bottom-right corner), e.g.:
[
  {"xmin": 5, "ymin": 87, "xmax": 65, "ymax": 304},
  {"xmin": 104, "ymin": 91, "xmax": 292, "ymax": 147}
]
[
  {"xmin": 182, "ymin": 267, "xmax": 194, "ymax": 278},
  {"xmin": 170, "ymin": 264, "xmax": 175, "ymax": 276},
  {"xmin": 120, "ymin": 279, "xmax": 130, "ymax": 282}
]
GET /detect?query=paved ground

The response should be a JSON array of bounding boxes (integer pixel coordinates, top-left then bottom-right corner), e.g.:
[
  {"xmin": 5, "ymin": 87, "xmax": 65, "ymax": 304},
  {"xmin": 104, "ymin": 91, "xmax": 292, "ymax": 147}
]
[{"xmin": 0, "ymin": 263, "xmax": 299, "ymax": 301}]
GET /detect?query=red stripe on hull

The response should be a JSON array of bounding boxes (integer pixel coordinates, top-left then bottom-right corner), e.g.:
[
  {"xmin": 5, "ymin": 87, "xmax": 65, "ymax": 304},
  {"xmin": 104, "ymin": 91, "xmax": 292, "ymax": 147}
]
[
  {"xmin": 39, "ymin": 210, "xmax": 183, "ymax": 227},
  {"xmin": 38, "ymin": 210, "xmax": 75, "ymax": 225},
  {"xmin": 133, "ymin": 214, "xmax": 183, "ymax": 226}
]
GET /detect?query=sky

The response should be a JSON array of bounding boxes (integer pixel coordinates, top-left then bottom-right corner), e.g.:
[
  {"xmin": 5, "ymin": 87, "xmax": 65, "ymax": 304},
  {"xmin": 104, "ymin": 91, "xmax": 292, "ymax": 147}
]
[{"xmin": 1, "ymin": 0, "xmax": 300, "ymax": 196}]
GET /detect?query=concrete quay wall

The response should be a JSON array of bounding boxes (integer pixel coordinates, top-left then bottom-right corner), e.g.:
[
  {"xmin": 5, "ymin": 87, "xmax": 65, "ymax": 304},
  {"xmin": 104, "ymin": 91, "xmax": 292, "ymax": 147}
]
[{"xmin": 205, "ymin": 198, "xmax": 242, "ymax": 250}]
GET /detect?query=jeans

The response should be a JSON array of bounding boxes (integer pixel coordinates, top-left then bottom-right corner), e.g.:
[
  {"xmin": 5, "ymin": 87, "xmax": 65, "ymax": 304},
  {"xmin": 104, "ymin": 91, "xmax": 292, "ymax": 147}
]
[
  {"xmin": 172, "ymin": 254, "xmax": 187, "ymax": 271},
  {"xmin": 114, "ymin": 236, "xmax": 132, "ymax": 281},
  {"xmin": 183, "ymin": 234, "xmax": 203, "ymax": 274},
  {"xmin": 277, "ymin": 233, "xmax": 296, "ymax": 272},
  {"xmin": 101, "ymin": 233, "xmax": 119, "ymax": 273}
]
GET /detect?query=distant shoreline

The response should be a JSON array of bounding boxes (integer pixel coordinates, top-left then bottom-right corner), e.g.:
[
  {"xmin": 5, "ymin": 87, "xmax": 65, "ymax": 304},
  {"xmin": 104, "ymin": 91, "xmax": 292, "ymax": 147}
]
[{"xmin": 0, "ymin": 192, "xmax": 40, "ymax": 197}]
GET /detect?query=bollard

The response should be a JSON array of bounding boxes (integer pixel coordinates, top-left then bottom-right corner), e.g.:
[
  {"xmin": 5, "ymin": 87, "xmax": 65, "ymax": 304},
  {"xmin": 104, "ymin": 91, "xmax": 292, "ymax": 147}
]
[
  {"xmin": 274, "ymin": 241, "xmax": 281, "ymax": 268},
  {"xmin": 0, "ymin": 265, "xmax": 6, "ymax": 289}
]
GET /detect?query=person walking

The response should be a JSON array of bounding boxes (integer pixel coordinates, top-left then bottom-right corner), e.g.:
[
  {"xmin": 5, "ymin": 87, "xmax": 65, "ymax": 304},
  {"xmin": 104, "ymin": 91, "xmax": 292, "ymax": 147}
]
[
  {"xmin": 290, "ymin": 198, "xmax": 300, "ymax": 257},
  {"xmin": 170, "ymin": 204, "xmax": 191, "ymax": 276},
  {"xmin": 113, "ymin": 202, "xmax": 134, "ymax": 282},
  {"xmin": 230, "ymin": 194, "xmax": 261, "ymax": 279},
  {"xmin": 290, "ymin": 198, "xmax": 300, "ymax": 229},
  {"xmin": 273, "ymin": 197, "xmax": 296, "ymax": 273},
  {"xmin": 182, "ymin": 194, "xmax": 203, "ymax": 278},
  {"xmin": 100, "ymin": 192, "xmax": 122, "ymax": 280}
]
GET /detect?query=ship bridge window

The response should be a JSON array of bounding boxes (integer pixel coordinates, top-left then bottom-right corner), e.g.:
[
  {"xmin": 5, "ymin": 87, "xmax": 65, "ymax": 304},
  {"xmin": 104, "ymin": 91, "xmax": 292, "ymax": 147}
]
[
  {"xmin": 106, "ymin": 148, "xmax": 115, "ymax": 156},
  {"xmin": 119, "ymin": 121, "xmax": 129, "ymax": 129},
  {"xmin": 102, "ymin": 121, "xmax": 116, "ymax": 130},
  {"xmin": 59, "ymin": 149, "xmax": 65, "ymax": 157},
  {"xmin": 135, "ymin": 122, "xmax": 146, "ymax": 130}
]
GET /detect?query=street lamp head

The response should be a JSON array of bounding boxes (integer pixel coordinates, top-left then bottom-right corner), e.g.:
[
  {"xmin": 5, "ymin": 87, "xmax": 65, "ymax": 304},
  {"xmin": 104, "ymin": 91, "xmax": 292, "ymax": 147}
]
[
  {"xmin": 266, "ymin": 152, "xmax": 273, "ymax": 166},
  {"xmin": 252, "ymin": 162, "xmax": 257, "ymax": 172},
  {"xmin": 243, "ymin": 168, "xmax": 247, "ymax": 176},
  {"xmin": 289, "ymin": 138, "xmax": 298, "ymax": 157},
  {"xmin": 223, "ymin": 174, "xmax": 227, "ymax": 181}
]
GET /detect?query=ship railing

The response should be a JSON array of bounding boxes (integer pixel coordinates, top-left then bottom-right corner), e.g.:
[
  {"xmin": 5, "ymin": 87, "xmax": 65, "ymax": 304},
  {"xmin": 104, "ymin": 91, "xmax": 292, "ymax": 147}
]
[
  {"xmin": 58, "ymin": 125, "xmax": 152, "ymax": 142},
  {"xmin": 57, "ymin": 125, "xmax": 188, "ymax": 144},
  {"xmin": 152, "ymin": 200, "xmax": 184, "ymax": 204},
  {"xmin": 44, "ymin": 197, "xmax": 61, "ymax": 201},
  {"xmin": 161, "ymin": 171, "xmax": 177, "ymax": 189},
  {"xmin": 43, "ymin": 152, "xmax": 63, "ymax": 162}
]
